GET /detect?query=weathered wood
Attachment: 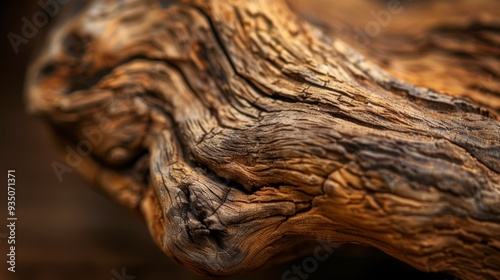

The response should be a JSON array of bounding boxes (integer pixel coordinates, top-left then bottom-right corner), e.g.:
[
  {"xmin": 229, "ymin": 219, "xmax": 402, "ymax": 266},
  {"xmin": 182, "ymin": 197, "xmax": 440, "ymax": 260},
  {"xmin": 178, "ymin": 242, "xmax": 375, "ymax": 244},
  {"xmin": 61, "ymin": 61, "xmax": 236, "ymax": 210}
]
[
  {"xmin": 292, "ymin": 0, "xmax": 500, "ymax": 114},
  {"xmin": 26, "ymin": 0, "xmax": 500, "ymax": 279}
]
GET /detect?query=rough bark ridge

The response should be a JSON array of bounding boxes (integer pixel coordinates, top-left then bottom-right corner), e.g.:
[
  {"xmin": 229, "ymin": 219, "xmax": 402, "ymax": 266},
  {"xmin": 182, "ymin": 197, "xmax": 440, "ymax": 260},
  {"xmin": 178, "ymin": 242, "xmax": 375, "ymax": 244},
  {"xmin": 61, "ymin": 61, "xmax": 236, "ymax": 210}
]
[
  {"xmin": 292, "ymin": 0, "xmax": 500, "ymax": 114},
  {"xmin": 26, "ymin": 0, "xmax": 500, "ymax": 278}
]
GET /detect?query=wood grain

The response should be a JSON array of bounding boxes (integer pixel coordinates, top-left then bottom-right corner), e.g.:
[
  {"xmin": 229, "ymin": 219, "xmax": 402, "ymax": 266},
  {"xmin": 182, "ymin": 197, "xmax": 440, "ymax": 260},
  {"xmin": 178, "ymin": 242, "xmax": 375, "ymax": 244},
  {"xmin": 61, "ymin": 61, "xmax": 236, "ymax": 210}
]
[{"xmin": 26, "ymin": 0, "xmax": 500, "ymax": 278}]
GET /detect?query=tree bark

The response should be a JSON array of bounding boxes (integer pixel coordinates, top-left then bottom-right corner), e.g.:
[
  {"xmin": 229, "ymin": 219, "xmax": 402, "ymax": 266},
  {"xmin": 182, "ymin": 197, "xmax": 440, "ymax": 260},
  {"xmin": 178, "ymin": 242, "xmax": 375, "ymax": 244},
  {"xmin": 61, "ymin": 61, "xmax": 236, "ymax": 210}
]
[{"xmin": 26, "ymin": 0, "xmax": 500, "ymax": 279}]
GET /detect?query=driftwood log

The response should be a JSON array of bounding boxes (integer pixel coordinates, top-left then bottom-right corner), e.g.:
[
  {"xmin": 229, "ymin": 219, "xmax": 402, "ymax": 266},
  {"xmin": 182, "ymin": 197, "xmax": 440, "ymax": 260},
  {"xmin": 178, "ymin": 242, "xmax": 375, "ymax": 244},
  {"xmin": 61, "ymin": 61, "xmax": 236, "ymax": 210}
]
[{"xmin": 26, "ymin": 0, "xmax": 500, "ymax": 279}]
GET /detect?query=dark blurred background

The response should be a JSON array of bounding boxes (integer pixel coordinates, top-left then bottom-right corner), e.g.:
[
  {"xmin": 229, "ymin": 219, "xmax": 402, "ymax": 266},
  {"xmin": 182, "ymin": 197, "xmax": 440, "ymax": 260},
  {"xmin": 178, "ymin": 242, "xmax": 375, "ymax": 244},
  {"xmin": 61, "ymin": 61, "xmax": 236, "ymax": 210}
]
[{"xmin": 0, "ymin": 1, "xmax": 461, "ymax": 279}]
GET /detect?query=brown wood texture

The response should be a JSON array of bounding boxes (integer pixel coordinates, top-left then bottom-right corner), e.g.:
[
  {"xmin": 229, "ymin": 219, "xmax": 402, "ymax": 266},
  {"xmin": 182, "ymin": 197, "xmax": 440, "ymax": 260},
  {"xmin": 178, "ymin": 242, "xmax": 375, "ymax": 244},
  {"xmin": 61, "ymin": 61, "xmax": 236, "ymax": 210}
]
[{"xmin": 25, "ymin": 0, "xmax": 500, "ymax": 279}]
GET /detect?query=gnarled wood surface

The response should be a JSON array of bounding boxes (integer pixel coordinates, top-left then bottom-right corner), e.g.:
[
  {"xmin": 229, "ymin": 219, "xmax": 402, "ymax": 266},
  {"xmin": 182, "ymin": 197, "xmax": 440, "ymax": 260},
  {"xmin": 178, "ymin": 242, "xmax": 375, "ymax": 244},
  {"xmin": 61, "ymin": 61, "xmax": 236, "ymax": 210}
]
[{"xmin": 26, "ymin": 0, "xmax": 500, "ymax": 279}]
